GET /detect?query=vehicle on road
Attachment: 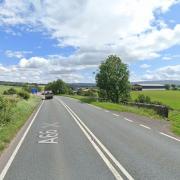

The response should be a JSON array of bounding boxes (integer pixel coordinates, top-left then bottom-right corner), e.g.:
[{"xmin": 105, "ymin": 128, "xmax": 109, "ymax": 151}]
[{"xmin": 42, "ymin": 91, "xmax": 53, "ymax": 99}]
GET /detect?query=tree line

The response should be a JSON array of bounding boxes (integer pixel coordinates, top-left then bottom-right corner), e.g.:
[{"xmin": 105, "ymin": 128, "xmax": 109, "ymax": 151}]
[{"xmin": 45, "ymin": 55, "xmax": 130, "ymax": 103}]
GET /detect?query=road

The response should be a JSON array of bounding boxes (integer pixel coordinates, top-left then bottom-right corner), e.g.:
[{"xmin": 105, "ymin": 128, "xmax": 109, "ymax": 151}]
[{"xmin": 1, "ymin": 96, "xmax": 180, "ymax": 180}]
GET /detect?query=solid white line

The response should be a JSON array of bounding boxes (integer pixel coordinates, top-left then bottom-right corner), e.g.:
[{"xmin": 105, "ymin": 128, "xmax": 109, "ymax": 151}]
[
  {"xmin": 57, "ymin": 98, "xmax": 134, "ymax": 180},
  {"xmin": 139, "ymin": 124, "xmax": 151, "ymax": 130},
  {"xmin": 159, "ymin": 132, "xmax": 180, "ymax": 142},
  {"xmin": 0, "ymin": 101, "xmax": 44, "ymax": 180},
  {"xmin": 113, "ymin": 113, "xmax": 119, "ymax": 117},
  {"xmin": 124, "ymin": 118, "xmax": 133, "ymax": 123},
  {"xmin": 89, "ymin": 104, "xmax": 101, "ymax": 109}
]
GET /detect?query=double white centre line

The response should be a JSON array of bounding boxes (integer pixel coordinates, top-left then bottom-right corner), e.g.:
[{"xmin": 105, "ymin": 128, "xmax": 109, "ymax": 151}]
[{"xmin": 56, "ymin": 98, "xmax": 134, "ymax": 180}]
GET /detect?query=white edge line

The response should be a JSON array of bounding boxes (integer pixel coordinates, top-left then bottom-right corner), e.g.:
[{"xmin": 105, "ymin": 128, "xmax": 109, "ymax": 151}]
[
  {"xmin": 0, "ymin": 101, "xmax": 44, "ymax": 180},
  {"xmin": 159, "ymin": 132, "xmax": 180, "ymax": 142},
  {"xmin": 139, "ymin": 124, "xmax": 151, "ymax": 130},
  {"xmin": 124, "ymin": 118, "xmax": 133, "ymax": 123},
  {"xmin": 58, "ymin": 98, "xmax": 134, "ymax": 180},
  {"xmin": 113, "ymin": 113, "xmax": 119, "ymax": 117}
]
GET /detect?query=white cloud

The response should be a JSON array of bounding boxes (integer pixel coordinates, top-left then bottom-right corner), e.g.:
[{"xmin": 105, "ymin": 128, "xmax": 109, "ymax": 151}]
[
  {"xmin": 142, "ymin": 65, "xmax": 180, "ymax": 80},
  {"xmin": 5, "ymin": 50, "xmax": 32, "ymax": 58},
  {"xmin": 19, "ymin": 57, "xmax": 48, "ymax": 68},
  {"xmin": 162, "ymin": 56, "xmax": 172, "ymax": 60},
  {"xmin": 140, "ymin": 64, "xmax": 151, "ymax": 69},
  {"xmin": 0, "ymin": 1, "xmax": 180, "ymax": 56},
  {"xmin": 0, "ymin": 0, "xmax": 180, "ymax": 82},
  {"xmin": 0, "ymin": 64, "xmax": 9, "ymax": 73}
]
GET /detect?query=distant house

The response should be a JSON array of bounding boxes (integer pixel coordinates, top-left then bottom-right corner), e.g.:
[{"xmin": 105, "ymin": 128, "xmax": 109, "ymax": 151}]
[{"xmin": 136, "ymin": 84, "xmax": 166, "ymax": 90}]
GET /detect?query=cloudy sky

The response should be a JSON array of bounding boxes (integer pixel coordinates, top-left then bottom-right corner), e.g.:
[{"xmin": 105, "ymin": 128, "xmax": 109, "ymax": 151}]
[{"xmin": 0, "ymin": 0, "xmax": 180, "ymax": 83}]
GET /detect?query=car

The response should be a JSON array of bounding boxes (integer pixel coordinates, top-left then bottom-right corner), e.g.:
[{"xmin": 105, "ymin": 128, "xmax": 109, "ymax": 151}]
[{"xmin": 43, "ymin": 91, "xmax": 54, "ymax": 99}]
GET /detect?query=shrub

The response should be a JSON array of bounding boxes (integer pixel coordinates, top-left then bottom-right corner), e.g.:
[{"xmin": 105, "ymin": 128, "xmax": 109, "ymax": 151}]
[
  {"xmin": 17, "ymin": 91, "xmax": 30, "ymax": 100},
  {"xmin": 135, "ymin": 94, "xmax": 151, "ymax": 104},
  {"xmin": 3, "ymin": 88, "xmax": 17, "ymax": 95},
  {"xmin": 0, "ymin": 96, "xmax": 17, "ymax": 124}
]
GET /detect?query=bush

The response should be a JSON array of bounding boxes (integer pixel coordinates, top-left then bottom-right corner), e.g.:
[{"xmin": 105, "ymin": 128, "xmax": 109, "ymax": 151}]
[
  {"xmin": 17, "ymin": 91, "xmax": 30, "ymax": 100},
  {"xmin": 0, "ymin": 96, "xmax": 17, "ymax": 124},
  {"xmin": 135, "ymin": 94, "xmax": 151, "ymax": 104},
  {"xmin": 3, "ymin": 88, "xmax": 17, "ymax": 95}
]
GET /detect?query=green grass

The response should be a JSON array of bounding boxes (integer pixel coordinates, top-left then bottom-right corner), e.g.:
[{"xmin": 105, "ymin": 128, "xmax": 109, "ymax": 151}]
[
  {"xmin": 64, "ymin": 95, "xmax": 162, "ymax": 119},
  {"xmin": 0, "ymin": 85, "xmax": 21, "ymax": 94},
  {"xmin": 0, "ymin": 95, "xmax": 41, "ymax": 153},
  {"xmin": 131, "ymin": 90, "xmax": 180, "ymax": 110},
  {"xmin": 131, "ymin": 90, "xmax": 180, "ymax": 135},
  {"xmin": 64, "ymin": 94, "xmax": 180, "ymax": 136}
]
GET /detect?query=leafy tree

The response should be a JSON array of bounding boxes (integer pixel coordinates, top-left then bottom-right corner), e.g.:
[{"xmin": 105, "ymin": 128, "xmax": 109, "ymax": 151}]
[
  {"xmin": 171, "ymin": 84, "xmax": 177, "ymax": 90},
  {"xmin": 45, "ymin": 79, "xmax": 71, "ymax": 95},
  {"xmin": 96, "ymin": 55, "xmax": 130, "ymax": 103},
  {"xmin": 164, "ymin": 84, "xmax": 170, "ymax": 90}
]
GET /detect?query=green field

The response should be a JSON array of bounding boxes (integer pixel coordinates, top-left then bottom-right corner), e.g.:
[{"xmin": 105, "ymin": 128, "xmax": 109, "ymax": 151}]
[
  {"xmin": 131, "ymin": 90, "xmax": 180, "ymax": 135},
  {"xmin": 131, "ymin": 90, "xmax": 180, "ymax": 110}
]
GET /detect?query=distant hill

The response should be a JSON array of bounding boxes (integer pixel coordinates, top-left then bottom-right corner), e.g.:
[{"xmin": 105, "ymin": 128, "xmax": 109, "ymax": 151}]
[
  {"xmin": 68, "ymin": 83, "xmax": 96, "ymax": 89},
  {"xmin": 131, "ymin": 80, "xmax": 180, "ymax": 85},
  {"xmin": 0, "ymin": 81, "xmax": 46, "ymax": 87}
]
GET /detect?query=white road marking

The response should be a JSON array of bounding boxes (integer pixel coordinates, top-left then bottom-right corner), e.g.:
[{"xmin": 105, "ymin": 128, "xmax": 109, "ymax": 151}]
[
  {"xmin": 57, "ymin": 98, "xmax": 134, "ymax": 180},
  {"xmin": 0, "ymin": 101, "xmax": 44, "ymax": 180},
  {"xmin": 113, "ymin": 113, "xmax": 119, "ymax": 117},
  {"xmin": 89, "ymin": 104, "xmax": 101, "ymax": 109},
  {"xmin": 105, "ymin": 110, "xmax": 110, "ymax": 112},
  {"xmin": 38, "ymin": 130, "xmax": 58, "ymax": 144},
  {"xmin": 159, "ymin": 132, "xmax": 180, "ymax": 142},
  {"xmin": 124, "ymin": 118, "xmax": 133, "ymax": 123},
  {"xmin": 139, "ymin": 124, "xmax": 151, "ymax": 130}
]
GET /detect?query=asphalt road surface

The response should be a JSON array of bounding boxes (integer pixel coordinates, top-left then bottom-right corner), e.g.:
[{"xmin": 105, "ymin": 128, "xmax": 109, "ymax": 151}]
[{"xmin": 1, "ymin": 96, "xmax": 180, "ymax": 180}]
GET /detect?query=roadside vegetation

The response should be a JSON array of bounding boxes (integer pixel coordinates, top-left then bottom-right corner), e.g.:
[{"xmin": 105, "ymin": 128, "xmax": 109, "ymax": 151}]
[
  {"xmin": 46, "ymin": 55, "xmax": 180, "ymax": 136},
  {"xmin": 63, "ymin": 95, "xmax": 162, "ymax": 120},
  {"xmin": 0, "ymin": 86, "xmax": 41, "ymax": 153}
]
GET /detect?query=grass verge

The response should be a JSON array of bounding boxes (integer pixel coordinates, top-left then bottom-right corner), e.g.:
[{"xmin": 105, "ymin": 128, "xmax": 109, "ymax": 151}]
[
  {"xmin": 64, "ymin": 95, "xmax": 162, "ymax": 119},
  {"xmin": 0, "ymin": 95, "xmax": 41, "ymax": 153},
  {"xmin": 63, "ymin": 95, "xmax": 180, "ymax": 136}
]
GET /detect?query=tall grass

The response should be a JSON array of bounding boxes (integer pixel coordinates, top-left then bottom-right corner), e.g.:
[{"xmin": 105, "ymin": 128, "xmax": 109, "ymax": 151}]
[{"xmin": 0, "ymin": 96, "xmax": 41, "ymax": 152}]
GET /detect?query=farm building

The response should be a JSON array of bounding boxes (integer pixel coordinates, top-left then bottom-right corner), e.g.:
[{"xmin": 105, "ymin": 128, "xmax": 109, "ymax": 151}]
[{"xmin": 135, "ymin": 84, "xmax": 166, "ymax": 90}]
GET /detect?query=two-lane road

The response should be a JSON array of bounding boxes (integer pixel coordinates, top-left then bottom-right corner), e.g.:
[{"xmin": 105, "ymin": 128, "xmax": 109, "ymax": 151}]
[{"xmin": 1, "ymin": 96, "xmax": 180, "ymax": 180}]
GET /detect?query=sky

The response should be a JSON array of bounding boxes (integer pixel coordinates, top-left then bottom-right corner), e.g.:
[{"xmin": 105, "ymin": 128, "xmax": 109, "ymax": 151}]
[{"xmin": 0, "ymin": 0, "xmax": 180, "ymax": 83}]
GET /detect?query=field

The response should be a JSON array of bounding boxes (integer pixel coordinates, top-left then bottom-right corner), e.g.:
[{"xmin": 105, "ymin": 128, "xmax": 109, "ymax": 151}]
[
  {"xmin": 131, "ymin": 90, "xmax": 180, "ymax": 110},
  {"xmin": 131, "ymin": 90, "xmax": 180, "ymax": 135}
]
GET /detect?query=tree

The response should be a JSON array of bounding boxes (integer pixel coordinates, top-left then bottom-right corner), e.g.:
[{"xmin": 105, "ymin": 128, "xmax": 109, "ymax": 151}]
[
  {"xmin": 96, "ymin": 55, "xmax": 130, "ymax": 103},
  {"xmin": 165, "ymin": 84, "xmax": 170, "ymax": 90},
  {"xmin": 171, "ymin": 84, "xmax": 177, "ymax": 90},
  {"xmin": 45, "ymin": 79, "xmax": 71, "ymax": 95}
]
